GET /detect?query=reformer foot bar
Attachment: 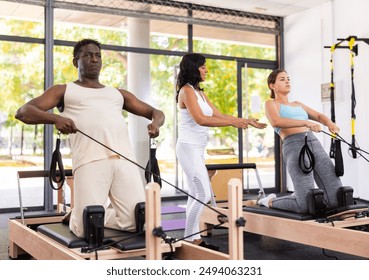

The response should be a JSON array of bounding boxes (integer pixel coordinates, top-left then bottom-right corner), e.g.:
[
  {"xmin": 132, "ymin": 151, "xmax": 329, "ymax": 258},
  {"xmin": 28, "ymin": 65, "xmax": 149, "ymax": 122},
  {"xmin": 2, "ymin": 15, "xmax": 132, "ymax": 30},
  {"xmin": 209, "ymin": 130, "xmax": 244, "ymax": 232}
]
[
  {"xmin": 8, "ymin": 182, "xmax": 244, "ymax": 260},
  {"xmin": 200, "ymin": 190, "xmax": 369, "ymax": 259}
]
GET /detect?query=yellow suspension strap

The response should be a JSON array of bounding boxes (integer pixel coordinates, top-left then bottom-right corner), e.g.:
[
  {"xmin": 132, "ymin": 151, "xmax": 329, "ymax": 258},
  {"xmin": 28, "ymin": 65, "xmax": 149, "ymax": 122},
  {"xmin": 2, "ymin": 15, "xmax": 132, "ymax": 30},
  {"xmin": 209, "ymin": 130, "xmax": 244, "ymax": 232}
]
[
  {"xmin": 326, "ymin": 39, "xmax": 345, "ymax": 160},
  {"xmin": 348, "ymin": 36, "xmax": 358, "ymax": 158},
  {"xmin": 329, "ymin": 43, "xmax": 337, "ymax": 158},
  {"xmin": 327, "ymin": 44, "xmax": 344, "ymax": 175},
  {"xmin": 324, "ymin": 38, "xmax": 348, "ymax": 158}
]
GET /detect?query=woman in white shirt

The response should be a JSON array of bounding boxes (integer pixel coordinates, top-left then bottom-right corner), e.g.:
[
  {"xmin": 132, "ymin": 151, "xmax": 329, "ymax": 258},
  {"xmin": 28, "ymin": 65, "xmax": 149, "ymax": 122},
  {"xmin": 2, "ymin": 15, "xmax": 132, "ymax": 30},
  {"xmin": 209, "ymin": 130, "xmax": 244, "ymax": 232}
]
[{"xmin": 175, "ymin": 53, "xmax": 266, "ymax": 250}]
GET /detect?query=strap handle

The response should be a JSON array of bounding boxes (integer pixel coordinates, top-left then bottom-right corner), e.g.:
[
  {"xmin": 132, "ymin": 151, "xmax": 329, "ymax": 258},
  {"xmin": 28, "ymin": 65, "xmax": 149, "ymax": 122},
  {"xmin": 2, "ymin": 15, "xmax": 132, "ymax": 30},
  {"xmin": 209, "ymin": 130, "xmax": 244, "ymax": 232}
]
[
  {"xmin": 49, "ymin": 133, "xmax": 65, "ymax": 190},
  {"xmin": 334, "ymin": 139, "xmax": 344, "ymax": 176},
  {"xmin": 299, "ymin": 133, "xmax": 315, "ymax": 174}
]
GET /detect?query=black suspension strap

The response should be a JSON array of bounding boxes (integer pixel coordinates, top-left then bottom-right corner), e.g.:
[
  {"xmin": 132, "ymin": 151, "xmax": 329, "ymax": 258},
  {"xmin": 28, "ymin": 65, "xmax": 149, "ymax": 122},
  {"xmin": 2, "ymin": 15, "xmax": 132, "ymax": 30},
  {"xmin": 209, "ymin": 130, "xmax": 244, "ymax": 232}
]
[
  {"xmin": 333, "ymin": 136, "xmax": 344, "ymax": 176},
  {"xmin": 321, "ymin": 131, "xmax": 369, "ymax": 163},
  {"xmin": 329, "ymin": 44, "xmax": 337, "ymax": 158},
  {"xmin": 328, "ymin": 47, "xmax": 344, "ymax": 176},
  {"xmin": 299, "ymin": 132, "xmax": 315, "ymax": 174},
  {"xmin": 326, "ymin": 38, "xmax": 348, "ymax": 161},
  {"xmin": 348, "ymin": 36, "xmax": 358, "ymax": 158},
  {"xmin": 324, "ymin": 36, "xmax": 363, "ymax": 160},
  {"xmin": 49, "ymin": 132, "xmax": 65, "ymax": 190}
]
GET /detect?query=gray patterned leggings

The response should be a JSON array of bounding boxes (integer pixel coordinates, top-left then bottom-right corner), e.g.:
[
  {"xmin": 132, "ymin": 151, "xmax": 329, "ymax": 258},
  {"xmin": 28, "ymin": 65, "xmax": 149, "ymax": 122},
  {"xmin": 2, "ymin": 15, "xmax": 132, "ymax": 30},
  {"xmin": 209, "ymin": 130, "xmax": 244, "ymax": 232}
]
[{"xmin": 272, "ymin": 132, "xmax": 342, "ymax": 213}]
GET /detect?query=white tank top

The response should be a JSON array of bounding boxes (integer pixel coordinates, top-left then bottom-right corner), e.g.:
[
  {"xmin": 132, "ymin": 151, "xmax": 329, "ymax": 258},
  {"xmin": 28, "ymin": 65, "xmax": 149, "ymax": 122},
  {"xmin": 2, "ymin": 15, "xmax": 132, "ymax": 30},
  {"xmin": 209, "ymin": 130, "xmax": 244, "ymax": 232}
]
[
  {"xmin": 61, "ymin": 82, "xmax": 135, "ymax": 171},
  {"xmin": 177, "ymin": 84, "xmax": 213, "ymax": 145}
]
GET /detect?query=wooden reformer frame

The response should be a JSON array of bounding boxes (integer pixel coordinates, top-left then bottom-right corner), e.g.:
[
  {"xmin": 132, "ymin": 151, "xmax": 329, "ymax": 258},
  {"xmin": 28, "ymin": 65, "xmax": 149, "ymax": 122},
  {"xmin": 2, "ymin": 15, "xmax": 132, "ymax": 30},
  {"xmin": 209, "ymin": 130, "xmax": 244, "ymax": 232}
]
[
  {"xmin": 9, "ymin": 174, "xmax": 246, "ymax": 260},
  {"xmin": 200, "ymin": 192, "xmax": 369, "ymax": 259}
]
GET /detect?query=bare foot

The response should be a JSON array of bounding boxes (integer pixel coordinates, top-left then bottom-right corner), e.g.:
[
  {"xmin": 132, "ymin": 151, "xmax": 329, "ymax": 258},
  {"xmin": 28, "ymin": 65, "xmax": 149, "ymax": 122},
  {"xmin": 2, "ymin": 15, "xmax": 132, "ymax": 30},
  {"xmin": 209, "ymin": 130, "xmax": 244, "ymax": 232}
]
[{"xmin": 244, "ymin": 200, "xmax": 257, "ymax": 207}]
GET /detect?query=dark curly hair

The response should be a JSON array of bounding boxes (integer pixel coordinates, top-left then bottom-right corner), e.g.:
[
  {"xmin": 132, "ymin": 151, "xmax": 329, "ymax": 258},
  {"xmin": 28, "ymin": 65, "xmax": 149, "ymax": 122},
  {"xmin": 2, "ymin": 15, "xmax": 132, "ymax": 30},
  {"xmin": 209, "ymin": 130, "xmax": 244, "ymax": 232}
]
[
  {"xmin": 176, "ymin": 53, "xmax": 206, "ymax": 102},
  {"xmin": 73, "ymin": 38, "xmax": 101, "ymax": 59}
]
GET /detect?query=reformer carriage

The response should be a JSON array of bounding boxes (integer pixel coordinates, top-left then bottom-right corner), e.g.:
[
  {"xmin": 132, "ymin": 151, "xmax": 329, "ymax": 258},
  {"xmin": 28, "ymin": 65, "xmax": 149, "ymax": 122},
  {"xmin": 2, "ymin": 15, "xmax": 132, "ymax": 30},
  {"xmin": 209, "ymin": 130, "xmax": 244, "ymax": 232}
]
[
  {"xmin": 8, "ymin": 170, "xmax": 245, "ymax": 260},
  {"xmin": 201, "ymin": 166, "xmax": 369, "ymax": 259},
  {"xmin": 9, "ymin": 166, "xmax": 369, "ymax": 260}
]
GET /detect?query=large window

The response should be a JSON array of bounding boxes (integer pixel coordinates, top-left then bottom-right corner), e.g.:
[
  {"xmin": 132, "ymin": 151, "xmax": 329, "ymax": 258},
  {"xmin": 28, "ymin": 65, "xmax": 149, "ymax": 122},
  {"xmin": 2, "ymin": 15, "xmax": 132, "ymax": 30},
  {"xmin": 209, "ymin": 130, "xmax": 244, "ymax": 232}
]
[
  {"xmin": 243, "ymin": 67, "xmax": 276, "ymax": 190},
  {"xmin": 54, "ymin": 8, "xmax": 128, "ymax": 46},
  {"xmin": 0, "ymin": 41, "xmax": 45, "ymax": 209},
  {"xmin": 0, "ymin": 2, "xmax": 44, "ymax": 38},
  {"xmin": 0, "ymin": 0, "xmax": 281, "ymax": 211},
  {"xmin": 193, "ymin": 25, "xmax": 276, "ymax": 60},
  {"xmin": 150, "ymin": 20, "xmax": 188, "ymax": 52}
]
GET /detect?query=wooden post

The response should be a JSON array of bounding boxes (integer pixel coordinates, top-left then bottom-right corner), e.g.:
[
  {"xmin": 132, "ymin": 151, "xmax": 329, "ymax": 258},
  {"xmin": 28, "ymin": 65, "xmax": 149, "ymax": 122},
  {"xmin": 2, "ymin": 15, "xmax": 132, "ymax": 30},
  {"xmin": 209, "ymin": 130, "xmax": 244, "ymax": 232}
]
[
  {"xmin": 228, "ymin": 178, "xmax": 244, "ymax": 260},
  {"xmin": 145, "ymin": 182, "xmax": 162, "ymax": 260}
]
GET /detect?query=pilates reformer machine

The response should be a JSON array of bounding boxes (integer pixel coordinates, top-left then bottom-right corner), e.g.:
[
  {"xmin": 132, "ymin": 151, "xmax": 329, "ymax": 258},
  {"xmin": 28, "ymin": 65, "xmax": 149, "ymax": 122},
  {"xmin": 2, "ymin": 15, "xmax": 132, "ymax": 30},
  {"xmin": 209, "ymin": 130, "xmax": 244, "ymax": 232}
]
[
  {"xmin": 8, "ymin": 170, "xmax": 246, "ymax": 260},
  {"xmin": 200, "ymin": 174, "xmax": 369, "ymax": 259}
]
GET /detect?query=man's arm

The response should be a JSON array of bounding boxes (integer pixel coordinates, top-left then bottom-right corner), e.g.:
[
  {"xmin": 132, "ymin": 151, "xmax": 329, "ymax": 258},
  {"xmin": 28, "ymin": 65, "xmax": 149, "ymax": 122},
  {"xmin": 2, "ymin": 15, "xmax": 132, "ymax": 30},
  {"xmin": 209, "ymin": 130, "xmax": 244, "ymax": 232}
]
[
  {"xmin": 120, "ymin": 89, "xmax": 165, "ymax": 138},
  {"xmin": 15, "ymin": 84, "xmax": 78, "ymax": 134}
]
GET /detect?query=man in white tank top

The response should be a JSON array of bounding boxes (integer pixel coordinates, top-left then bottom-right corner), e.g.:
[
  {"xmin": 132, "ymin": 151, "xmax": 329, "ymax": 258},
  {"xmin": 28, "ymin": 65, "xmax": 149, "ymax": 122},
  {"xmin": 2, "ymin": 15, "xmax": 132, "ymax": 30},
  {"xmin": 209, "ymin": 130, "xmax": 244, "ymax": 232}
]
[{"xmin": 15, "ymin": 39, "xmax": 165, "ymax": 238}]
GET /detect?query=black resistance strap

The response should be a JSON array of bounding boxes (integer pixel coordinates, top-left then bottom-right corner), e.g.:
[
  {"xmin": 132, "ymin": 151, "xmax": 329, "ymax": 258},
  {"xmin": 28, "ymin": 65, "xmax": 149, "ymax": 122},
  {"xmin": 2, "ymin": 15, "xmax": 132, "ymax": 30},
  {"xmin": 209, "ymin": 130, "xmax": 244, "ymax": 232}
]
[
  {"xmin": 327, "ymin": 41, "xmax": 344, "ymax": 175},
  {"xmin": 145, "ymin": 139, "xmax": 162, "ymax": 187},
  {"xmin": 329, "ymin": 44, "xmax": 337, "ymax": 159},
  {"xmin": 328, "ymin": 46, "xmax": 344, "ymax": 176},
  {"xmin": 321, "ymin": 130, "xmax": 369, "ymax": 163},
  {"xmin": 334, "ymin": 138, "xmax": 344, "ymax": 176},
  {"xmin": 299, "ymin": 132, "xmax": 315, "ymax": 174},
  {"xmin": 49, "ymin": 133, "xmax": 65, "ymax": 190},
  {"xmin": 299, "ymin": 132, "xmax": 344, "ymax": 176}
]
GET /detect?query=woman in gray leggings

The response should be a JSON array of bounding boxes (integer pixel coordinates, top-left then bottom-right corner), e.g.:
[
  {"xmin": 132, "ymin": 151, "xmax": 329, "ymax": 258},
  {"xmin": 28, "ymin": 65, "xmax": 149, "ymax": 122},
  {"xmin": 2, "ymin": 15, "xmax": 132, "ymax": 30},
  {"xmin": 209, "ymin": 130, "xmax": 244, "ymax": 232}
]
[{"xmin": 261, "ymin": 69, "xmax": 342, "ymax": 213}]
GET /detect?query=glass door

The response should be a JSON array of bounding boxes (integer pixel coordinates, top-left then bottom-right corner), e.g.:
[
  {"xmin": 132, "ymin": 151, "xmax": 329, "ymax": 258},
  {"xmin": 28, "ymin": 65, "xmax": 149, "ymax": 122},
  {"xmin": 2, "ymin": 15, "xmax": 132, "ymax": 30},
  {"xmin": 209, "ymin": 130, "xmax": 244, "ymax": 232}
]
[{"xmin": 238, "ymin": 63, "xmax": 279, "ymax": 194}]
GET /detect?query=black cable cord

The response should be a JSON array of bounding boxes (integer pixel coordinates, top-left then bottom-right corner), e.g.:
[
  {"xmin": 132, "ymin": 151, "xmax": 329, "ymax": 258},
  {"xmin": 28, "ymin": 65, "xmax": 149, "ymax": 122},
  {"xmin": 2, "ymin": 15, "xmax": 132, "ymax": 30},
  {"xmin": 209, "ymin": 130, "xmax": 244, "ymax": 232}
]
[
  {"xmin": 76, "ymin": 129, "xmax": 229, "ymax": 242},
  {"xmin": 163, "ymin": 242, "xmax": 174, "ymax": 260},
  {"xmin": 77, "ymin": 129, "xmax": 225, "ymax": 217},
  {"xmin": 321, "ymin": 131, "xmax": 369, "ymax": 162},
  {"xmin": 322, "ymin": 248, "xmax": 338, "ymax": 260},
  {"xmin": 325, "ymin": 213, "xmax": 357, "ymax": 224},
  {"xmin": 152, "ymin": 226, "xmax": 177, "ymax": 259},
  {"xmin": 173, "ymin": 221, "xmax": 226, "ymax": 243}
]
